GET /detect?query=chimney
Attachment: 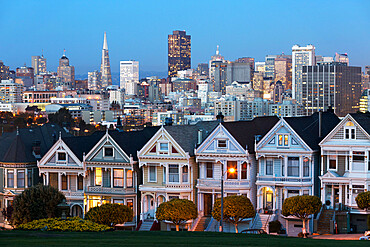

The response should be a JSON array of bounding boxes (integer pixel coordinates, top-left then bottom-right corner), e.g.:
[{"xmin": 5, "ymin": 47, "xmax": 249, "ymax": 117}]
[
  {"xmin": 197, "ymin": 129, "xmax": 203, "ymax": 145},
  {"xmin": 318, "ymin": 111, "xmax": 322, "ymax": 138}
]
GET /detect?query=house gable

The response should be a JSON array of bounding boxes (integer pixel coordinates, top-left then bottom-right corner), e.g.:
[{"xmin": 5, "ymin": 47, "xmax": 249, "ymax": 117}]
[
  {"xmin": 85, "ymin": 133, "xmax": 130, "ymax": 163},
  {"xmin": 320, "ymin": 114, "xmax": 370, "ymax": 146},
  {"xmin": 138, "ymin": 127, "xmax": 188, "ymax": 165},
  {"xmin": 38, "ymin": 139, "xmax": 82, "ymax": 167},
  {"xmin": 196, "ymin": 124, "xmax": 246, "ymax": 155},
  {"xmin": 256, "ymin": 119, "xmax": 312, "ymax": 153}
]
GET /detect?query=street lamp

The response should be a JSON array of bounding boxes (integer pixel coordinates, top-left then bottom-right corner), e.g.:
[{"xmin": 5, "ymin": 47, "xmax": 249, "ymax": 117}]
[{"xmin": 220, "ymin": 165, "xmax": 236, "ymax": 232}]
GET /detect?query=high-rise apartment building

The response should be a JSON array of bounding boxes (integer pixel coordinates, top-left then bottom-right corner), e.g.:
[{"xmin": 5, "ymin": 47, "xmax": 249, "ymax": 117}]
[
  {"xmin": 15, "ymin": 66, "xmax": 34, "ymax": 88},
  {"xmin": 211, "ymin": 61, "xmax": 227, "ymax": 93},
  {"xmin": 292, "ymin": 44, "xmax": 315, "ymax": 103},
  {"xmin": 31, "ymin": 55, "xmax": 47, "ymax": 75},
  {"xmin": 100, "ymin": 32, "xmax": 112, "ymax": 88},
  {"xmin": 168, "ymin": 30, "xmax": 191, "ymax": 78},
  {"xmin": 120, "ymin": 61, "xmax": 139, "ymax": 95},
  {"xmin": 226, "ymin": 62, "xmax": 252, "ymax": 84},
  {"xmin": 302, "ymin": 62, "xmax": 362, "ymax": 117},
  {"xmin": 265, "ymin": 55, "xmax": 277, "ymax": 78},
  {"xmin": 88, "ymin": 70, "xmax": 101, "ymax": 90},
  {"xmin": 57, "ymin": 51, "xmax": 75, "ymax": 88},
  {"xmin": 0, "ymin": 79, "xmax": 23, "ymax": 103}
]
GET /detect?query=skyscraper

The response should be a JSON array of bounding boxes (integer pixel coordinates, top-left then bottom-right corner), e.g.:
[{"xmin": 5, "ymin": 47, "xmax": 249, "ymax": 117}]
[
  {"xmin": 274, "ymin": 56, "xmax": 292, "ymax": 90},
  {"xmin": 120, "ymin": 60, "xmax": 139, "ymax": 95},
  {"xmin": 334, "ymin": 53, "xmax": 349, "ymax": 65},
  {"xmin": 0, "ymin": 61, "xmax": 10, "ymax": 81},
  {"xmin": 57, "ymin": 50, "xmax": 75, "ymax": 88},
  {"xmin": 100, "ymin": 32, "xmax": 112, "ymax": 88},
  {"xmin": 88, "ymin": 70, "xmax": 101, "ymax": 90},
  {"xmin": 302, "ymin": 62, "xmax": 362, "ymax": 117},
  {"xmin": 292, "ymin": 44, "xmax": 315, "ymax": 103},
  {"xmin": 31, "ymin": 55, "xmax": 47, "ymax": 75},
  {"xmin": 168, "ymin": 30, "xmax": 191, "ymax": 78}
]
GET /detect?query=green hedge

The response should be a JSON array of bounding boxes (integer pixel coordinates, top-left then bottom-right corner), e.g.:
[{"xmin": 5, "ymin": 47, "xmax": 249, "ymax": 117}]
[{"xmin": 16, "ymin": 217, "xmax": 112, "ymax": 232}]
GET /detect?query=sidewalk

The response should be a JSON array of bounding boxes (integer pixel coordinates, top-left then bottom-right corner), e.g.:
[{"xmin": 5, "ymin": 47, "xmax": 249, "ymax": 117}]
[{"xmin": 311, "ymin": 234, "xmax": 363, "ymax": 240}]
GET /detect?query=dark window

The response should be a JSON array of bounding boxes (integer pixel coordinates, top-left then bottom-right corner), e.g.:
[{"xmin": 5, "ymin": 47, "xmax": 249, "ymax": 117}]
[
  {"xmin": 206, "ymin": 163, "xmax": 213, "ymax": 178},
  {"xmin": 329, "ymin": 159, "xmax": 337, "ymax": 169},
  {"xmin": 266, "ymin": 160, "xmax": 273, "ymax": 175},
  {"xmin": 61, "ymin": 175, "xmax": 68, "ymax": 190},
  {"xmin": 303, "ymin": 158, "xmax": 310, "ymax": 177},
  {"xmin": 17, "ymin": 170, "xmax": 25, "ymax": 188},
  {"xmin": 7, "ymin": 170, "xmax": 14, "ymax": 188},
  {"xmin": 77, "ymin": 175, "xmax": 83, "ymax": 191},
  {"xmin": 104, "ymin": 147, "xmax": 113, "ymax": 157},
  {"xmin": 288, "ymin": 157, "xmax": 299, "ymax": 177},
  {"xmin": 27, "ymin": 169, "xmax": 32, "ymax": 187},
  {"xmin": 353, "ymin": 151, "xmax": 365, "ymax": 161},
  {"xmin": 58, "ymin": 152, "xmax": 66, "ymax": 161},
  {"xmin": 217, "ymin": 140, "xmax": 227, "ymax": 148}
]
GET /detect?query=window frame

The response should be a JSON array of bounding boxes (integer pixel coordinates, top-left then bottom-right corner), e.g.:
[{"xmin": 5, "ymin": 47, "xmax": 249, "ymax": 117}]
[
  {"xmin": 206, "ymin": 163, "xmax": 213, "ymax": 178},
  {"xmin": 95, "ymin": 167, "xmax": 102, "ymax": 186},
  {"xmin": 217, "ymin": 139, "xmax": 227, "ymax": 149},
  {"xmin": 56, "ymin": 151, "xmax": 67, "ymax": 162},
  {"xmin": 159, "ymin": 142, "xmax": 169, "ymax": 154},
  {"xmin": 168, "ymin": 164, "xmax": 180, "ymax": 183},
  {"xmin": 241, "ymin": 162, "xmax": 248, "ymax": 179},
  {"xmin": 61, "ymin": 174, "xmax": 68, "ymax": 190},
  {"xmin": 182, "ymin": 165, "xmax": 189, "ymax": 183},
  {"xmin": 77, "ymin": 175, "xmax": 83, "ymax": 191},
  {"xmin": 287, "ymin": 157, "xmax": 300, "ymax": 177},
  {"xmin": 126, "ymin": 169, "xmax": 133, "ymax": 188},
  {"xmin": 303, "ymin": 157, "xmax": 310, "ymax": 177},
  {"xmin": 103, "ymin": 147, "xmax": 114, "ymax": 157},
  {"xmin": 227, "ymin": 161, "xmax": 238, "ymax": 179},
  {"xmin": 265, "ymin": 159, "xmax": 273, "ymax": 176},
  {"xmin": 277, "ymin": 134, "xmax": 289, "ymax": 147},
  {"xmin": 7, "ymin": 169, "xmax": 14, "ymax": 188},
  {"xmin": 148, "ymin": 165, "xmax": 157, "ymax": 182},
  {"xmin": 113, "ymin": 169, "xmax": 124, "ymax": 188},
  {"xmin": 328, "ymin": 155, "xmax": 337, "ymax": 170},
  {"xmin": 17, "ymin": 169, "xmax": 25, "ymax": 188}
]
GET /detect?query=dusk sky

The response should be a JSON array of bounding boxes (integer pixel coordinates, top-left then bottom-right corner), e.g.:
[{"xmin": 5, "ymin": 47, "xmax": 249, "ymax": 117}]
[{"xmin": 1, "ymin": 0, "xmax": 369, "ymax": 76}]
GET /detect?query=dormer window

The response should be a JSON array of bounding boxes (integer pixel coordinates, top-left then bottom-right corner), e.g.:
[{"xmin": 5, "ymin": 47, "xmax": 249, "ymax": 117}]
[
  {"xmin": 104, "ymin": 147, "xmax": 114, "ymax": 157},
  {"xmin": 344, "ymin": 121, "xmax": 356, "ymax": 139},
  {"xmin": 217, "ymin": 139, "xmax": 227, "ymax": 148},
  {"xmin": 278, "ymin": 134, "xmax": 289, "ymax": 147},
  {"xmin": 57, "ymin": 152, "xmax": 66, "ymax": 162}
]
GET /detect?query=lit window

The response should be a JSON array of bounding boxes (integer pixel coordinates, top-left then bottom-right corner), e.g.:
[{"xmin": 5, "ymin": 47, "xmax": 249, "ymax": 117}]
[
  {"xmin": 182, "ymin": 166, "xmax": 188, "ymax": 183},
  {"xmin": 344, "ymin": 122, "xmax": 356, "ymax": 139},
  {"xmin": 126, "ymin": 170, "xmax": 133, "ymax": 188},
  {"xmin": 278, "ymin": 135, "xmax": 289, "ymax": 147},
  {"xmin": 241, "ymin": 162, "xmax": 247, "ymax": 179},
  {"xmin": 113, "ymin": 169, "xmax": 124, "ymax": 187},
  {"xmin": 95, "ymin": 168, "xmax": 102, "ymax": 186},
  {"xmin": 227, "ymin": 161, "xmax": 237, "ymax": 179}
]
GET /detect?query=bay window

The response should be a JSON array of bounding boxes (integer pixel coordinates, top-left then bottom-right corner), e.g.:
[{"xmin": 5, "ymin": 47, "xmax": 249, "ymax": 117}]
[
  {"xmin": 169, "ymin": 164, "xmax": 179, "ymax": 182},
  {"xmin": 17, "ymin": 170, "xmax": 25, "ymax": 188},
  {"xmin": 227, "ymin": 161, "xmax": 237, "ymax": 179},
  {"xmin": 241, "ymin": 162, "xmax": 247, "ymax": 179},
  {"xmin": 126, "ymin": 170, "xmax": 133, "ymax": 188},
  {"xmin": 113, "ymin": 169, "xmax": 124, "ymax": 187},
  {"xmin": 206, "ymin": 163, "xmax": 213, "ymax": 178},
  {"xmin": 61, "ymin": 174, "xmax": 68, "ymax": 190},
  {"xmin": 303, "ymin": 158, "xmax": 310, "ymax": 177},
  {"xmin": 95, "ymin": 168, "xmax": 102, "ymax": 186},
  {"xmin": 266, "ymin": 160, "xmax": 273, "ymax": 176},
  {"xmin": 7, "ymin": 170, "xmax": 14, "ymax": 188},
  {"xmin": 149, "ymin": 166, "xmax": 156, "ymax": 182},
  {"xmin": 182, "ymin": 166, "xmax": 188, "ymax": 183},
  {"xmin": 288, "ymin": 157, "xmax": 299, "ymax": 177}
]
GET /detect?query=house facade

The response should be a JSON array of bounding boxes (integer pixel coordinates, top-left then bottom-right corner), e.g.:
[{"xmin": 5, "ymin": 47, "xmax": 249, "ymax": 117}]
[
  {"xmin": 255, "ymin": 111, "xmax": 340, "ymax": 236},
  {"xmin": 138, "ymin": 122, "xmax": 217, "ymax": 229},
  {"xmin": 319, "ymin": 113, "xmax": 370, "ymax": 233}
]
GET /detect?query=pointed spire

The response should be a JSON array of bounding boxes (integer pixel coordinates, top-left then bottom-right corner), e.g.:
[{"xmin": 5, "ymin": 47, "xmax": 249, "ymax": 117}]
[
  {"xmin": 216, "ymin": 45, "xmax": 219, "ymax": 55},
  {"xmin": 103, "ymin": 32, "xmax": 108, "ymax": 50},
  {"xmin": 59, "ymin": 131, "xmax": 62, "ymax": 140}
]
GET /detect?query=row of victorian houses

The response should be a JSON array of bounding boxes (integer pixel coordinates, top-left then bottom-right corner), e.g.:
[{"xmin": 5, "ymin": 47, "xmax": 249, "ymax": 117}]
[{"xmin": 1, "ymin": 111, "xmax": 369, "ymax": 235}]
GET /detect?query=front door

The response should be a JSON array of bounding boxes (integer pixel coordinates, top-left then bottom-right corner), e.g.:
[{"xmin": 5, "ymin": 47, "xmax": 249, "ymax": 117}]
[
  {"xmin": 204, "ymin": 194, "xmax": 212, "ymax": 216},
  {"xmin": 263, "ymin": 187, "xmax": 273, "ymax": 210},
  {"xmin": 334, "ymin": 187, "xmax": 340, "ymax": 209}
]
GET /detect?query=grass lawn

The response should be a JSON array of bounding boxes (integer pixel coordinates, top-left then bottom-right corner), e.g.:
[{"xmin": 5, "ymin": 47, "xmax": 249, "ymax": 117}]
[{"xmin": 0, "ymin": 231, "xmax": 366, "ymax": 247}]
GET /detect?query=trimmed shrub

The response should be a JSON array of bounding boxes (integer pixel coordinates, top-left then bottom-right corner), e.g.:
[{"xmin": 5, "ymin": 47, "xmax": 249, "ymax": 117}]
[
  {"xmin": 85, "ymin": 203, "xmax": 133, "ymax": 226},
  {"xmin": 17, "ymin": 217, "xmax": 112, "ymax": 232},
  {"xmin": 355, "ymin": 191, "xmax": 370, "ymax": 210},
  {"xmin": 12, "ymin": 184, "xmax": 65, "ymax": 225}
]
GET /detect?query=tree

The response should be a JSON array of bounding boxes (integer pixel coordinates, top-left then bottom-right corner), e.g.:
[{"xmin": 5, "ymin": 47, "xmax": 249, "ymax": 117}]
[
  {"xmin": 282, "ymin": 195, "xmax": 321, "ymax": 237},
  {"xmin": 212, "ymin": 195, "xmax": 255, "ymax": 233},
  {"xmin": 48, "ymin": 108, "xmax": 74, "ymax": 128},
  {"xmin": 85, "ymin": 203, "xmax": 133, "ymax": 226},
  {"xmin": 156, "ymin": 199, "xmax": 197, "ymax": 231},
  {"xmin": 355, "ymin": 191, "xmax": 370, "ymax": 211},
  {"xmin": 12, "ymin": 184, "xmax": 65, "ymax": 225},
  {"xmin": 1, "ymin": 205, "xmax": 13, "ymax": 223}
]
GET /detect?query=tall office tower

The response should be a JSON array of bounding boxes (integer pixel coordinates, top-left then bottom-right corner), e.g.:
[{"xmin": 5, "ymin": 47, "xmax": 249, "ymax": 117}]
[
  {"xmin": 235, "ymin": 57, "xmax": 255, "ymax": 78},
  {"xmin": 334, "ymin": 53, "xmax": 349, "ymax": 65},
  {"xmin": 57, "ymin": 50, "xmax": 75, "ymax": 88},
  {"xmin": 302, "ymin": 62, "xmax": 362, "ymax": 117},
  {"xmin": 88, "ymin": 70, "xmax": 101, "ymax": 90},
  {"xmin": 15, "ymin": 65, "xmax": 34, "ymax": 88},
  {"xmin": 168, "ymin": 30, "xmax": 191, "ymax": 78},
  {"xmin": 272, "ymin": 80, "xmax": 284, "ymax": 103},
  {"xmin": 264, "ymin": 55, "xmax": 277, "ymax": 79},
  {"xmin": 292, "ymin": 44, "xmax": 315, "ymax": 103},
  {"xmin": 100, "ymin": 32, "xmax": 112, "ymax": 88},
  {"xmin": 0, "ymin": 61, "xmax": 10, "ymax": 81},
  {"xmin": 211, "ymin": 61, "xmax": 227, "ymax": 93},
  {"xmin": 120, "ymin": 61, "xmax": 139, "ymax": 95},
  {"xmin": 226, "ymin": 62, "xmax": 252, "ymax": 84},
  {"xmin": 31, "ymin": 55, "xmax": 47, "ymax": 75},
  {"xmin": 274, "ymin": 56, "xmax": 292, "ymax": 90}
]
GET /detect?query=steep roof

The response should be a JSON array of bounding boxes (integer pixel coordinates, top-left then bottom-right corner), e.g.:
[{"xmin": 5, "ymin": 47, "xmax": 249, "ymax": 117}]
[
  {"xmin": 349, "ymin": 113, "xmax": 370, "ymax": 135},
  {"xmin": 62, "ymin": 127, "xmax": 160, "ymax": 161},
  {"xmin": 0, "ymin": 124, "xmax": 71, "ymax": 164},
  {"xmin": 284, "ymin": 111, "xmax": 340, "ymax": 150},
  {"xmin": 222, "ymin": 116, "xmax": 280, "ymax": 154},
  {"xmin": 164, "ymin": 121, "xmax": 219, "ymax": 156}
]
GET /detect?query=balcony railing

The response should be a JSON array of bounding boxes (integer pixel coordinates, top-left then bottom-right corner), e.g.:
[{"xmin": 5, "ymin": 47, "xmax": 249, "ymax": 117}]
[
  {"xmin": 63, "ymin": 191, "xmax": 84, "ymax": 197},
  {"xmin": 86, "ymin": 186, "xmax": 135, "ymax": 194},
  {"xmin": 165, "ymin": 184, "xmax": 191, "ymax": 189},
  {"xmin": 197, "ymin": 179, "xmax": 250, "ymax": 188},
  {"xmin": 257, "ymin": 177, "xmax": 312, "ymax": 183}
]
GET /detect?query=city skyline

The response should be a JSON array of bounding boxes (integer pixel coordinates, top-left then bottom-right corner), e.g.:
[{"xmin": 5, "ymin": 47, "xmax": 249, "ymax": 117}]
[{"xmin": 1, "ymin": 0, "xmax": 369, "ymax": 76}]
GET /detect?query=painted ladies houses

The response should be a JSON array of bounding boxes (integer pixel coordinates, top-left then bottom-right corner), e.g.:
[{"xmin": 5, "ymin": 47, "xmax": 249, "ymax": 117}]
[
  {"xmin": 195, "ymin": 117, "xmax": 279, "ymax": 232},
  {"xmin": 137, "ymin": 121, "xmax": 217, "ymax": 229},
  {"xmin": 255, "ymin": 111, "xmax": 339, "ymax": 235},
  {"xmin": 319, "ymin": 113, "xmax": 370, "ymax": 233},
  {"xmin": 38, "ymin": 127, "xmax": 159, "ymax": 222},
  {"xmin": 0, "ymin": 124, "xmax": 70, "ymax": 222}
]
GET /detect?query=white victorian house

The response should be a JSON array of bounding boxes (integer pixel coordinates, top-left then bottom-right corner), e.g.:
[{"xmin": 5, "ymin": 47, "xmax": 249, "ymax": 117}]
[
  {"xmin": 195, "ymin": 117, "xmax": 279, "ymax": 232},
  {"xmin": 137, "ymin": 122, "xmax": 217, "ymax": 231},
  {"xmin": 255, "ymin": 111, "xmax": 339, "ymax": 236},
  {"xmin": 319, "ymin": 113, "xmax": 370, "ymax": 233}
]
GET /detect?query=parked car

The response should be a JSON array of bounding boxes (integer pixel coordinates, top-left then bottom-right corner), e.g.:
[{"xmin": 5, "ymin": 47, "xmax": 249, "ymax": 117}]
[{"xmin": 241, "ymin": 229, "xmax": 267, "ymax": 234}]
